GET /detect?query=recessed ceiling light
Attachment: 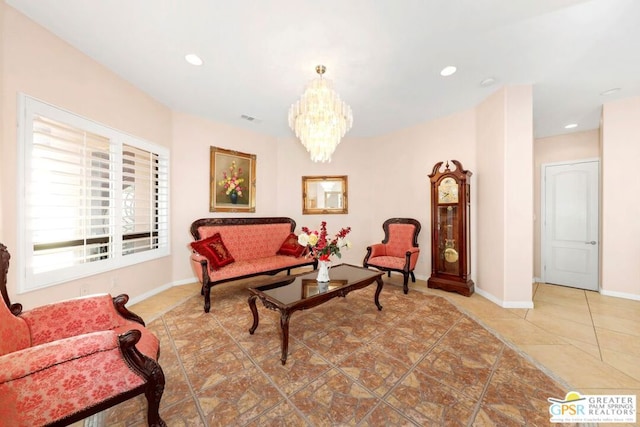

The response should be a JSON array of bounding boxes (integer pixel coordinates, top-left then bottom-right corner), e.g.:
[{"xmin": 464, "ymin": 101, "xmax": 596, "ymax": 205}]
[
  {"xmin": 440, "ymin": 66, "xmax": 457, "ymax": 77},
  {"xmin": 600, "ymin": 88, "xmax": 621, "ymax": 96},
  {"xmin": 185, "ymin": 54, "xmax": 203, "ymax": 66},
  {"xmin": 564, "ymin": 123, "xmax": 578, "ymax": 129},
  {"xmin": 480, "ymin": 77, "xmax": 496, "ymax": 87}
]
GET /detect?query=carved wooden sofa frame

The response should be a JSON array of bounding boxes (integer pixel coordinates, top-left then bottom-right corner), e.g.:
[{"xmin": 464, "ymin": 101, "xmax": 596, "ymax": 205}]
[{"xmin": 190, "ymin": 217, "xmax": 317, "ymax": 313}]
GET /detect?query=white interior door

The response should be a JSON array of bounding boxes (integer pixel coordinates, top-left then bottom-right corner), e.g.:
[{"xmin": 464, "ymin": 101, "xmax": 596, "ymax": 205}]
[{"xmin": 543, "ymin": 160, "xmax": 599, "ymax": 291}]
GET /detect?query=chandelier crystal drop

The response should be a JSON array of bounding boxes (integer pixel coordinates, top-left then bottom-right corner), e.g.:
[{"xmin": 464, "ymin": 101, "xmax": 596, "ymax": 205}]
[{"xmin": 288, "ymin": 65, "xmax": 353, "ymax": 163}]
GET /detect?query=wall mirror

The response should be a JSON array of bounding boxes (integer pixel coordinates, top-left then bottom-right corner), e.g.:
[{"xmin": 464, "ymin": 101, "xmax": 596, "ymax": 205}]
[{"xmin": 302, "ymin": 175, "xmax": 348, "ymax": 214}]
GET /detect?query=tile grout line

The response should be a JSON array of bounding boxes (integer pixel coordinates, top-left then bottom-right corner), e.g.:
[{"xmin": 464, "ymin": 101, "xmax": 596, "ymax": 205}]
[
  {"xmin": 354, "ymin": 312, "xmax": 466, "ymax": 426},
  {"xmin": 214, "ymin": 309, "xmax": 317, "ymax": 426},
  {"xmin": 466, "ymin": 344, "xmax": 507, "ymax": 427},
  {"xmin": 584, "ymin": 290, "xmax": 605, "ymax": 362},
  {"xmin": 159, "ymin": 313, "xmax": 210, "ymax": 425}
]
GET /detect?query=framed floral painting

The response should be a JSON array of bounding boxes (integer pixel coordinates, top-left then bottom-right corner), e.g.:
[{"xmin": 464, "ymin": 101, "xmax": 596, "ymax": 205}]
[{"xmin": 209, "ymin": 146, "xmax": 256, "ymax": 212}]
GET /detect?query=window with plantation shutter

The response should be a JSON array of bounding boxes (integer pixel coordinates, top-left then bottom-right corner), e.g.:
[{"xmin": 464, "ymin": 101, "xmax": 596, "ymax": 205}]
[{"xmin": 18, "ymin": 94, "xmax": 170, "ymax": 292}]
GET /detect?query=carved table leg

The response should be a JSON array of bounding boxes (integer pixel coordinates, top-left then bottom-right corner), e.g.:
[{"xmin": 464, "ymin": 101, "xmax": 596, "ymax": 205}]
[
  {"xmin": 248, "ymin": 295, "xmax": 259, "ymax": 334},
  {"xmin": 374, "ymin": 277, "xmax": 383, "ymax": 311},
  {"xmin": 279, "ymin": 311, "xmax": 291, "ymax": 365}
]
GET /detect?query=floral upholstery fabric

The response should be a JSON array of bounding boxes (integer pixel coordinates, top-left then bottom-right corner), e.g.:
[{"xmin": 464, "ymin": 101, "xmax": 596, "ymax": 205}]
[
  {"xmin": 191, "ymin": 255, "xmax": 311, "ymax": 283},
  {"xmin": 365, "ymin": 255, "xmax": 407, "ymax": 270},
  {"xmin": 0, "ymin": 331, "xmax": 145, "ymax": 427},
  {"xmin": 384, "ymin": 223, "xmax": 418, "ymax": 258},
  {"xmin": 0, "ymin": 299, "xmax": 30, "ymax": 357},
  {"xmin": 17, "ymin": 294, "xmax": 159, "ymax": 361},
  {"xmin": 197, "ymin": 223, "xmax": 292, "ymax": 261},
  {"xmin": 20, "ymin": 294, "xmax": 128, "ymax": 346},
  {"xmin": 191, "ymin": 223, "xmax": 314, "ymax": 284}
]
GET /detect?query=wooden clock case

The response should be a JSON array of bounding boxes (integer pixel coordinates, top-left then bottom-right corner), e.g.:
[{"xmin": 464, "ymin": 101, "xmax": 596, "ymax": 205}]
[{"xmin": 427, "ymin": 160, "xmax": 474, "ymax": 296}]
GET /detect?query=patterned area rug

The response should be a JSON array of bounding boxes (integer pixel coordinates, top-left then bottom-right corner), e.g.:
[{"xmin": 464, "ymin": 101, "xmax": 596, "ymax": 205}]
[{"xmin": 104, "ymin": 282, "xmax": 577, "ymax": 426}]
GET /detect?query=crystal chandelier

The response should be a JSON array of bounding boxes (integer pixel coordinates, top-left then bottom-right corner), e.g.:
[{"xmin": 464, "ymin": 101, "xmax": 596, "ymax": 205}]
[{"xmin": 288, "ymin": 65, "xmax": 353, "ymax": 162}]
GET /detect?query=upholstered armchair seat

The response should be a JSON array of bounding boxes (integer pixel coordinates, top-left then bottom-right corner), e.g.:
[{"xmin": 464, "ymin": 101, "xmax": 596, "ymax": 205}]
[
  {"xmin": 0, "ymin": 244, "xmax": 166, "ymax": 427},
  {"xmin": 363, "ymin": 218, "xmax": 421, "ymax": 294}
]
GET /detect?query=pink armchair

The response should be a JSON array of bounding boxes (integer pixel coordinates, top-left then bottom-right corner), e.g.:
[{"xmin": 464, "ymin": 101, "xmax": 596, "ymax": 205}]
[
  {"xmin": 363, "ymin": 218, "xmax": 421, "ymax": 294},
  {"xmin": 0, "ymin": 243, "xmax": 166, "ymax": 427}
]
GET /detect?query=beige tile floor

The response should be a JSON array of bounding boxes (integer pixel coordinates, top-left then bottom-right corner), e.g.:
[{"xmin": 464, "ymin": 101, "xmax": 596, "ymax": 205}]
[{"xmin": 129, "ymin": 273, "xmax": 640, "ymax": 400}]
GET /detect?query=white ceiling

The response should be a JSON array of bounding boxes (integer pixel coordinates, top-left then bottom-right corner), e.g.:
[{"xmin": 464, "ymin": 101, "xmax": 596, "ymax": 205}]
[{"xmin": 6, "ymin": 0, "xmax": 640, "ymax": 139}]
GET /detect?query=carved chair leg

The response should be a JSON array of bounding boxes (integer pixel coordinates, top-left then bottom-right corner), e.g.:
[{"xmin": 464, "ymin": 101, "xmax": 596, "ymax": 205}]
[
  {"xmin": 204, "ymin": 286, "xmax": 211, "ymax": 313},
  {"xmin": 410, "ymin": 271, "xmax": 416, "ymax": 282},
  {"xmin": 402, "ymin": 273, "xmax": 409, "ymax": 294},
  {"xmin": 144, "ymin": 367, "xmax": 167, "ymax": 427},
  {"xmin": 387, "ymin": 271, "xmax": 391, "ymax": 278}
]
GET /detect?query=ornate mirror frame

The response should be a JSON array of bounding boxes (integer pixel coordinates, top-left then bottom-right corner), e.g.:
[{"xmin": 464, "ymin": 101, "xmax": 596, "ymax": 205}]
[{"xmin": 302, "ymin": 175, "xmax": 348, "ymax": 215}]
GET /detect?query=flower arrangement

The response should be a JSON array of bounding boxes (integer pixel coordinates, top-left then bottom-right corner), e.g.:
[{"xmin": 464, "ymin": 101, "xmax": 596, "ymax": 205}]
[
  {"xmin": 218, "ymin": 160, "xmax": 244, "ymax": 197},
  {"xmin": 298, "ymin": 221, "xmax": 352, "ymax": 261}
]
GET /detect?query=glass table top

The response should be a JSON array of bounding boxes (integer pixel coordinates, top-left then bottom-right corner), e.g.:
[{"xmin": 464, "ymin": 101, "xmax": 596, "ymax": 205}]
[{"xmin": 252, "ymin": 264, "xmax": 382, "ymax": 305}]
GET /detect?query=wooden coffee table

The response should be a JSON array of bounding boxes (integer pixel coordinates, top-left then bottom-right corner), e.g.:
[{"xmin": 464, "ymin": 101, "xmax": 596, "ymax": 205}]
[{"xmin": 247, "ymin": 264, "xmax": 384, "ymax": 365}]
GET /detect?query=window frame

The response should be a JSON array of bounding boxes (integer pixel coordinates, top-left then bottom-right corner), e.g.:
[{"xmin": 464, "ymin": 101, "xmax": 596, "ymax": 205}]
[{"xmin": 17, "ymin": 94, "xmax": 170, "ymax": 293}]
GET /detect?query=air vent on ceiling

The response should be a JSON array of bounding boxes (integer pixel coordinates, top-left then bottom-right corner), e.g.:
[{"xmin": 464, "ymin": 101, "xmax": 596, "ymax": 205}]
[{"xmin": 240, "ymin": 114, "xmax": 261, "ymax": 123}]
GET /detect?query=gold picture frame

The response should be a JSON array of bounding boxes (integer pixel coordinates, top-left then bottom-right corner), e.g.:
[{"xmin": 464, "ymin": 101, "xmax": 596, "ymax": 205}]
[
  {"xmin": 210, "ymin": 146, "xmax": 256, "ymax": 212},
  {"xmin": 302, "ymin": 175, "xmax": 348, "ymax": 215}
]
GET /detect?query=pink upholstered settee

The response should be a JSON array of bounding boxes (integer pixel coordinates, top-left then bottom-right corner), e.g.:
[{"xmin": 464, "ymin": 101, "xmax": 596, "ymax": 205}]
[
  {"xmin": 0, "ymin": 243, "xmax": 166, "ymax": 427},
  {"xmin": 190, "ymin": 217, "xmax": 317, "ymax": 313}
]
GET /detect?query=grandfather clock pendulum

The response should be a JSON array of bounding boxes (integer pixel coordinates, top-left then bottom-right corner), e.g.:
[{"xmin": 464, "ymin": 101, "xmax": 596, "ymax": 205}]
[{"xmin": 427, "ymin": 160, "xmax": 474, "ymax": 296}]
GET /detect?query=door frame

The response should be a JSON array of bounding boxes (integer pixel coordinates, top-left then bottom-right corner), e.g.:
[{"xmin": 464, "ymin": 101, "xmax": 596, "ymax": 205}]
[{"xmin": 540, "ymin": 158, "xmax": 600, "ymax": 289}]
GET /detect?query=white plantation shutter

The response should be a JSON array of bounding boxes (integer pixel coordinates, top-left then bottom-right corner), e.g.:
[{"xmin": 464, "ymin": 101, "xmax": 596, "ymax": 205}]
[
  {"xmin": 19, "ymin": 94, "xmax": 170, "ymax": 291},
  {"xmin": 121, "ymin": 144, "xmax": 169, "ymax": 256},
  {"xmin": 30, "ymin": 116, "xmax": 114, "ymax": 274}
]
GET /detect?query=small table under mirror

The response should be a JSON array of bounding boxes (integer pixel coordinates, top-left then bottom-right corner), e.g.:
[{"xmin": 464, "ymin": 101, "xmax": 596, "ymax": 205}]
[{"xmin": 302, "ymin": 175, "xmax": 348, "ymax": 214}]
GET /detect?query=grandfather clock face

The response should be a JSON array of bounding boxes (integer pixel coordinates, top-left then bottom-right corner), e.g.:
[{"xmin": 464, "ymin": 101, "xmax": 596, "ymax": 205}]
[{"xmin": 438, "ymin": 177, "xmax": 459, "ymax": 204}]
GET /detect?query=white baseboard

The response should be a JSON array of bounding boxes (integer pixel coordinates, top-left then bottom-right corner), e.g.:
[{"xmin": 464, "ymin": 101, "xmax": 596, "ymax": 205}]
[
  {"xmin": 600, "ymin": 288, "xmax": 640, "ymax": 301},
  {"xmin": 127, "ymin": 276, "xmax": 198, "ymax": 306},
  {"xmin": 475, "ymin": 287, "xmax": 534, "ymax": 309}
]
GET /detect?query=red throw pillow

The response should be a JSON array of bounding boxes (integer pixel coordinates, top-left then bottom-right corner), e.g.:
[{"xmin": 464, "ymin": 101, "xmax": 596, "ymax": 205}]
[
  {"xmin": 277, "ymin": 233, "xmax": 306, "ymax": 257},
  {"xmin": 191, "ymin": 233, "xmax": 235, "ymax": 269}
]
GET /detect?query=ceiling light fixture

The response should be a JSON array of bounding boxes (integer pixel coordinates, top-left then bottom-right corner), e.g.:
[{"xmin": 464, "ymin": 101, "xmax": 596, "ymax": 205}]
[
  {"xmin": 565, "ymin": 123, "xmax": 578, "ymax": 129},
  {"xmin": 288, "ymin": 65, "xmax": 353, "ymax": 163},
  {"xmin": 185, "ymin": 54, "xmax": 203, "ymax": 66},
  {"xmin": 480, "ymin": 77, "xmax": 496, "ymax": 87},
  {"xmin": 440, "ymin": 65, "xmax": 457, "ymax": 77}
]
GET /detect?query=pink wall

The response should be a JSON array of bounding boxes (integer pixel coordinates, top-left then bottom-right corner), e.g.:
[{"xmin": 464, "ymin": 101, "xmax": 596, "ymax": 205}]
[
  {"xmin": 170, "ymin": 111, "xmax": 281, "ymax": 282},
  {"xmin": 503, "ymin": 86, "xmax": 533, "ymax": 303},
  {"xmin": 1, "ymin": 5, "xmax": 173, "ymax": 308},
  {"xmin": 275, "ymin": 109, "xmax": 478, "ymax": 276},
  {"xmin": 475, "ymin": 89, "xmax": 507, "ymax": 301},
  {"xmin": 0, "ymin": 2, "xmax": 5, "ymax": 240},
  {"xmin": 11, "ymin": 4, "xmax": 637, "ymax": 308},
  {"xmin": 275, "ymin": 134, "xmax": 370, "ymax": 268},
  {"xmin": 475, "ymin": 86, "xmax": 534, "ymax": 307},
  {"xmin": 601, "ymin": 96, "xmax": 640, "ymax": 298},
  {"xmin": 533, "ymin": 130, "xmax": 600, "ymax": 278}
]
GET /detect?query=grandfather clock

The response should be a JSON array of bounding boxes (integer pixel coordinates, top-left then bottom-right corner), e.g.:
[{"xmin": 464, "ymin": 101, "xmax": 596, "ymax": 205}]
[{"xmin": 428, "ymin": 160, "xmax": 474, "ymax": 296}]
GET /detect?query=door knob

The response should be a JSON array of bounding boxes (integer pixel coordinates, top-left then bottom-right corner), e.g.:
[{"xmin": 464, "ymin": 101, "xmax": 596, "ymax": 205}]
[{"xmin": 585, "ymin": 241, "xmax": 596, "ymax": 245}]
